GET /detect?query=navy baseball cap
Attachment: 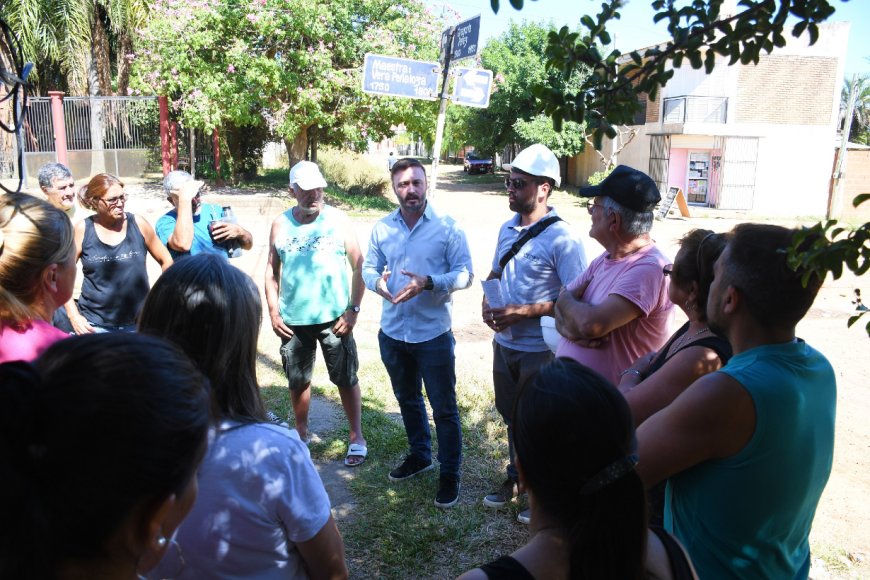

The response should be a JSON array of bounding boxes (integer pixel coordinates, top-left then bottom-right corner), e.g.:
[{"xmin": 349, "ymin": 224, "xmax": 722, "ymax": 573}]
[{"xmin": 580, "ymin": 165, "xmax": 660, "ymax": 213}]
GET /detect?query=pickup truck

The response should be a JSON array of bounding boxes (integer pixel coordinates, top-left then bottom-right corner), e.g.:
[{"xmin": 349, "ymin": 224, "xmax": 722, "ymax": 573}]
[{"xmin": 463, "ymin": 152, "xmax": 493, "ymax": 174}]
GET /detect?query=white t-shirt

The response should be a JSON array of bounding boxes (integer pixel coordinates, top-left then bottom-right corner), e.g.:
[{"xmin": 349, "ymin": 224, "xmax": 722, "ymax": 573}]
[{"xmin": 169, "ymin": 421, "xmax": 331, "ymax": 579}]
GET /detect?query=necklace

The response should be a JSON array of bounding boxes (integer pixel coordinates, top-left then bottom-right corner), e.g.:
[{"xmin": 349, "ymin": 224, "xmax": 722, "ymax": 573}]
[{"xmin": 669, "ymin": 326, "xmax": 710, "ymax": 356}]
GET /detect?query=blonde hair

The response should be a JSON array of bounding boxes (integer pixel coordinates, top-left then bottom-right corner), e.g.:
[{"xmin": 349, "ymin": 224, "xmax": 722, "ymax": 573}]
[
  {"xmin": 0, "ymin": 193, "xmax": 74, "ymax": 323},
  {"xmin": 78, "ymin": 173, "xmax": 124, "ymax": 211}
]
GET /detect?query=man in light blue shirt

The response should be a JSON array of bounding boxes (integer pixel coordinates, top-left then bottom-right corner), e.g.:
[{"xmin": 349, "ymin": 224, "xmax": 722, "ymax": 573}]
[
  {"xmin": 362, "ymin": 158, "xmax": 473, "ymax": 509},
  {"xmin": 481, "ymin": 144, "xmax": 587, "ymax": 523}
]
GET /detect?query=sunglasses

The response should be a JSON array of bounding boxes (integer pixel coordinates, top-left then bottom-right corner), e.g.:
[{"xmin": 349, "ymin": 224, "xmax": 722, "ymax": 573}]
[{"xmin": 504, "ymin": 177, "xmax": 531, "ymax": 190}]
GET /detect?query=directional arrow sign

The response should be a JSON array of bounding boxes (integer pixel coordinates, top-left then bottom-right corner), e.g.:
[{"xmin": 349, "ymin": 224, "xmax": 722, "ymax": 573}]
[
  {"xmin": 362, "ymin": 54, "xmax": 440, "ymax": 100},
  {"xmin": 452, "ymin": 67, "xmax": 493, "ymax": 108},
  {"xmin": 441, "ymin": 15, "xmax": 481, "ymax": 63}
]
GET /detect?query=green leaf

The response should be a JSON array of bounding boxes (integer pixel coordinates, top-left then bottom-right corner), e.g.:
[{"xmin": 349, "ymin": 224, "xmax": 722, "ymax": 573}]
[
  {"xmin": 847, "ymin": 313, "xmax": 864, "ymax": 328},
  {"xmin": 808, "ymin": 23, "xmax": 819, "ymax": 44},
  {"xmin": 853, "ymin": 193, "xmax": 870, "ymax": 208},
  {"xmin": 704, "ymin": 49, "xmax": 716, "ymax": 73}
]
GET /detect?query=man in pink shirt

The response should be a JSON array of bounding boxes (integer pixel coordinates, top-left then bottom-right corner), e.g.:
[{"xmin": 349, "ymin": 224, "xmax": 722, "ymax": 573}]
[{"xmin": 555, "ymin": 166, "xmax": 674, "ymax": 384}]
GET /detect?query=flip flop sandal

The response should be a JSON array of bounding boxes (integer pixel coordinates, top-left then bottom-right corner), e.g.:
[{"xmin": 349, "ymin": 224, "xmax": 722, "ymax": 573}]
[{"xmin": 344, "ymin": 443, "xmax": 368, "ymax": 467}]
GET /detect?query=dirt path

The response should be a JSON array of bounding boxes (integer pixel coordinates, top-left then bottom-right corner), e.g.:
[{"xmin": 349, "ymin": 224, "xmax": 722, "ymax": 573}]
[{"xmin": 123, "ymin": 165, "xmax": 868, "ymax": 577}]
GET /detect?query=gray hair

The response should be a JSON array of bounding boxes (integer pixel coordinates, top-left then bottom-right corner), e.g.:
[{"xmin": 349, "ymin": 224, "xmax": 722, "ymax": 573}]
[
  {"xmin": 601, "ymin": 197, "xmax": 654, "ymax": 236},
  {"xmin": 163, "ymin": 170, "xmax": 193, "ymax": 194},
  {"xmin": 37, "ymin": 163, "xmax": 72, "ymax": 190}
]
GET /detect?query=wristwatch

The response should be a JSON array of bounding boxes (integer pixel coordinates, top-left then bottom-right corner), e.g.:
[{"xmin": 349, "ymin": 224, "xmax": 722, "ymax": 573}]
[
  {"xmin": 424, "ymin": 276, "xmax": 435, "ymax": 291},
  {"xmin": 347, "ymin": 305, "xmax": 360, "ymax": 313}
]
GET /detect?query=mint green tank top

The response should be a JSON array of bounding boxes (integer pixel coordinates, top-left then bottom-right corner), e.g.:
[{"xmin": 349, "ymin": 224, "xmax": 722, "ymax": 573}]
[
  {"xmin": 275, "ymin": 205, "xmax": 350, "ymax": 326},
  {"xmin": 665, "ymin": 340, "xmax": 836, "ymax": 579}
]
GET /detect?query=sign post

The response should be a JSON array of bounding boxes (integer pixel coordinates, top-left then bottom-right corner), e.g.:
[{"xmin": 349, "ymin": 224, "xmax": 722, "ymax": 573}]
[
  {"xmin": 362, "ymin": 54, "xmax": 440, "ymax": 100},
  {"xmin": 442, "ymin": 15, "xmax": 481, "ymax": 63},
  {"xmin": 361, "ymin": 15, "xmax": 487, "ymax": 198},
  {"xmin": 453, "ymin": 68, "xmax": 493, "ymax": 108}
]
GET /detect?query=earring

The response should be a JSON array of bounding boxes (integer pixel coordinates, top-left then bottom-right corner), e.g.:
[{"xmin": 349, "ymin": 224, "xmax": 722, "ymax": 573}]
[{"xmin": 156, "ymin": 536, "xmax": 167, "ymax": 548}]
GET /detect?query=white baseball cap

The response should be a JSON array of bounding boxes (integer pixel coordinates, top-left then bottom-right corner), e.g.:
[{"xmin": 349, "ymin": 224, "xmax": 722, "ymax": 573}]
[
  {"xmin": 289, "ymin": 161, "xmax": 327, "ymax": 190},
  {"xmin": 509, "ymin": 144, "xmax": 561, "ymax": 188}
]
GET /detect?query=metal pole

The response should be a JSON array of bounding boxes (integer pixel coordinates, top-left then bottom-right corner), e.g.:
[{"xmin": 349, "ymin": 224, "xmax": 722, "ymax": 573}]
[
  {"xmin": 158, "ymin": 96, "xmax": 171, "ymax": 176},
  {"xmin": 829, "ymin": 73, "xmax": 858, "ymax": 219},
  {"xmin": 429, "ymin": 28, "xmax": 454, "ymax": 198},
  {"xmin": 190, "ymin": 127, "xmax": 196, "ymax": 179}
]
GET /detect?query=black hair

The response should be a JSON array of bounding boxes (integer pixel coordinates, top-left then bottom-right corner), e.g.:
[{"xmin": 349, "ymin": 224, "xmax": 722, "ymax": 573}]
[
  {"xmin": 720, "ymin": 223, "xmax": 823, "ymax": 328},
  {"xmin": 513, "ymin": 358, "xmax": 646, "ymax": 579},
  {"xmin": 138, "ymin": 253, "xmax": 266, "ymax": 422},
  {"xmin": 511, "ymin": 166, "xmax": 555, "ymax": 190},
  {"xmin": 672, "ymin": 229, "xmax": 727, "ymax": 321},
  {"xmin": 0, "ymin": 333, "xmax": 211, "ymax": 579},
  {"xmin": 390, "ymin": 157, "xmax": 426, "ymax": 178}
]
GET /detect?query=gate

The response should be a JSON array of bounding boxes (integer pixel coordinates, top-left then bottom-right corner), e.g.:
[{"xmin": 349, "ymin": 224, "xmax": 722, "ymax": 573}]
[
  {"xmin": 714, "ymin": 136, "xmax": 759, "ymax": 210},
  {"xmin": 20, "ymin": 95, "xmax": 160, "ymax": 185},
  {"xmin": 648, "ymin": 135, "xmax": 671, "ymax": 199}
]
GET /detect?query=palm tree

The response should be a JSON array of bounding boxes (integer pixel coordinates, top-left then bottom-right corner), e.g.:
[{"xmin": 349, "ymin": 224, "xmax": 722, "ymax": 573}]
[
  {"xmin": 842, "ymin": 74, "xmax": 870, "ymax": 145},
  {"xmin": 0, "ymin": 0, "xmax": 150, "ymax": 96}
]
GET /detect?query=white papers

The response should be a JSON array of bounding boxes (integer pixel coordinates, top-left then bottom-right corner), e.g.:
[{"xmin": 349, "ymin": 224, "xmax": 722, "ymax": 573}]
[
  {"xmin": 481, "ymin": 279, "xmax": 506, "ymax": 308},
  {"xmin": 481, "ymin": 279, "xmax": 511, "ymax": 339}
]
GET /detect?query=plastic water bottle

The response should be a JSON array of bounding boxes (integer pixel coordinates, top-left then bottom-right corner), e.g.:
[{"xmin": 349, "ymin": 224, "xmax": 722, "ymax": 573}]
[{"xmin": 221, "ymin": 206, "xmax": 243, "ymax": 258}]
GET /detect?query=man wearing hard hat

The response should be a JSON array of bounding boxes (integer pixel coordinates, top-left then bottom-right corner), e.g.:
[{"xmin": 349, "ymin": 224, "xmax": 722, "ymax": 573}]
[{"xmin": 481, "ymin": 143, "xmax": 587, "ymax": 524}]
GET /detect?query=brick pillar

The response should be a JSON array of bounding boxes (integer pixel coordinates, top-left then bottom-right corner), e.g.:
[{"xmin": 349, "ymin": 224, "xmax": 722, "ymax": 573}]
[
  {"xmin": 48, "ymin": 91, "xmax": 68, "ymax": 166},
  {"xmin": 158, "ymin": 96, "xmax": 170, "ymax": 176}
]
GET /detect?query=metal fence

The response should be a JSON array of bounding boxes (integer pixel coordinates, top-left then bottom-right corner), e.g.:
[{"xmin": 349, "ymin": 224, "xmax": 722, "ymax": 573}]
[
  {"xmin": 23, "ymin": 95, "xmax": 160, "ymax": 153},
  {"xmin": 175, "ymin": 124, "xmax": 216, "ymax": 178}
]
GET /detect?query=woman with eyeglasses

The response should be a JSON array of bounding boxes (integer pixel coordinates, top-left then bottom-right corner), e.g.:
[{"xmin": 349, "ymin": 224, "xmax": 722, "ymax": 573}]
[
  {"xmin": 1, "ymin": 193, "xmax": 75, "ymax": 363},
  {"xmin": 617, "ymin": 229, "xmax": 731, "ymax": 525},
  {"xmin": 64, "ymin": 173, "xmax": 172, "ymax": 334}
]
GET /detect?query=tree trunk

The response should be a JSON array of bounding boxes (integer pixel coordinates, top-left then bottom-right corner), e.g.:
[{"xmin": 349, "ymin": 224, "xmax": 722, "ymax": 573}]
[
  {"xmin": 283, "ymin": 129, "xmax": 309, "ymax": 168},
  {"xmin": 90, "ymin": 6, "xmax": 112, "ymax": 96},
  {"xmin": 117, "ymin": 32, "xmax": 134, "ymax": 96},
  {"xmin": 308, "ymin": 125, "xmax": 318, "ymax": 163},
  {"xmin": 88, "ymin": 4, "xmax": 111, "ymax": 176}
]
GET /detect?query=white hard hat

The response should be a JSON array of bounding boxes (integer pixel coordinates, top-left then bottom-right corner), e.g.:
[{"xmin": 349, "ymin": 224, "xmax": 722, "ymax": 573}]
[{"xmin": 509, "ymin": 144, "xmax": 561, "ymax": 188}]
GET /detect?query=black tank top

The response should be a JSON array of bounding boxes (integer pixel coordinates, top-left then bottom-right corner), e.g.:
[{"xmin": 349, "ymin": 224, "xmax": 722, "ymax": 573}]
[
  {"xmin": 78, "ymin": 213, "xmax": 150, "ymax": 326},
  {"xmin": 478, "ymin": 556, "xmax": 535, "ymax": 580},
  {"xmin": 647, "ymin": 321, "xmax": 732, "ymax": 375}
]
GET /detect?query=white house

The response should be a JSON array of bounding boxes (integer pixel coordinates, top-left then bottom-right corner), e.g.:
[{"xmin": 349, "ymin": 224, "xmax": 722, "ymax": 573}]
[{"xmin": 568, "ymin": 21, "xmax": 850, "ymax": 217}]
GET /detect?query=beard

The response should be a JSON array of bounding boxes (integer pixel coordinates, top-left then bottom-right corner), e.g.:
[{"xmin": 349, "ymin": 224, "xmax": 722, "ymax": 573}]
[{"xmin": 509, "ymin": 196, "xmax": 535, "ymax": 215}]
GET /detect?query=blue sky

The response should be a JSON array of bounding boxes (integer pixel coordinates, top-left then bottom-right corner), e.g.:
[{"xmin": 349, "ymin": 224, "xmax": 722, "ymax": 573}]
[{"xmin": 427, "ymin": 0, "xmax": 869, "ymax": 78}]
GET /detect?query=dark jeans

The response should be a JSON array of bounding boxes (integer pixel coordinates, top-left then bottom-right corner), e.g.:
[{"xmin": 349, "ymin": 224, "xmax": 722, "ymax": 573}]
[
  {"xmin": 378, "ymin": 330, "xmax": 462, "ymax": 478},
  {"xmin": 492, "ymin": 341, "xmax": 554, "ymax": 481}
]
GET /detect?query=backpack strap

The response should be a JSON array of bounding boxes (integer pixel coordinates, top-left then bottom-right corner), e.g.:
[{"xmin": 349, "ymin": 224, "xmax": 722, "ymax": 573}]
[{"xmin": 498, "ymin": 215, "xmax": 563, "ymax": 270}]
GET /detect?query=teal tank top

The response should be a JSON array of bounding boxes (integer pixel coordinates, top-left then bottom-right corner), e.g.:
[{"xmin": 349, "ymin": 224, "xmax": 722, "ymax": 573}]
[
  {"xmin": 275, "ymin": 205, "xmax": 351, "ymax": 326},
  {"xmin": 665, "ymin": 340, "xmax": 836, "ymax": 579}
]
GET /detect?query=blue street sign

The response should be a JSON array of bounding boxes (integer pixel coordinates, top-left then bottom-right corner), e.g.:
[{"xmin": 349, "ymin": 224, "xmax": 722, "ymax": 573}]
[
  {"xmin": 453, "ymin": 67, "xmax": 493, "ymax": 108},
  {"xmin": 442, "ymin": 15, "xmax": 481, "ymax": 63},
  {"xmin": 362, "ymin": 54, "xmax": 440, "ymax": 100}
]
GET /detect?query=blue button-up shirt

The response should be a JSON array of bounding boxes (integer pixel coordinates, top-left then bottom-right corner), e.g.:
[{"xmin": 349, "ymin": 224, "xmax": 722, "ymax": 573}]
[{"xmin": 363, "ymin": 202, "xmax": 474, "ymax": 343}]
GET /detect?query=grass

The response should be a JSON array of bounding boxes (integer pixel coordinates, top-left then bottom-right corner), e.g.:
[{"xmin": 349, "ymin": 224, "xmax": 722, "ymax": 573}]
[
  {"xmin": 256, "ymin": 335, "xmax": 529, "ymax": 579},
  {"xmin": 449, "ymin": 168, "xmax": 506, "ymax": 187},
  {"xmin": 237, "ymin": 167, "xmax": 397, "ymax": 214}
]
